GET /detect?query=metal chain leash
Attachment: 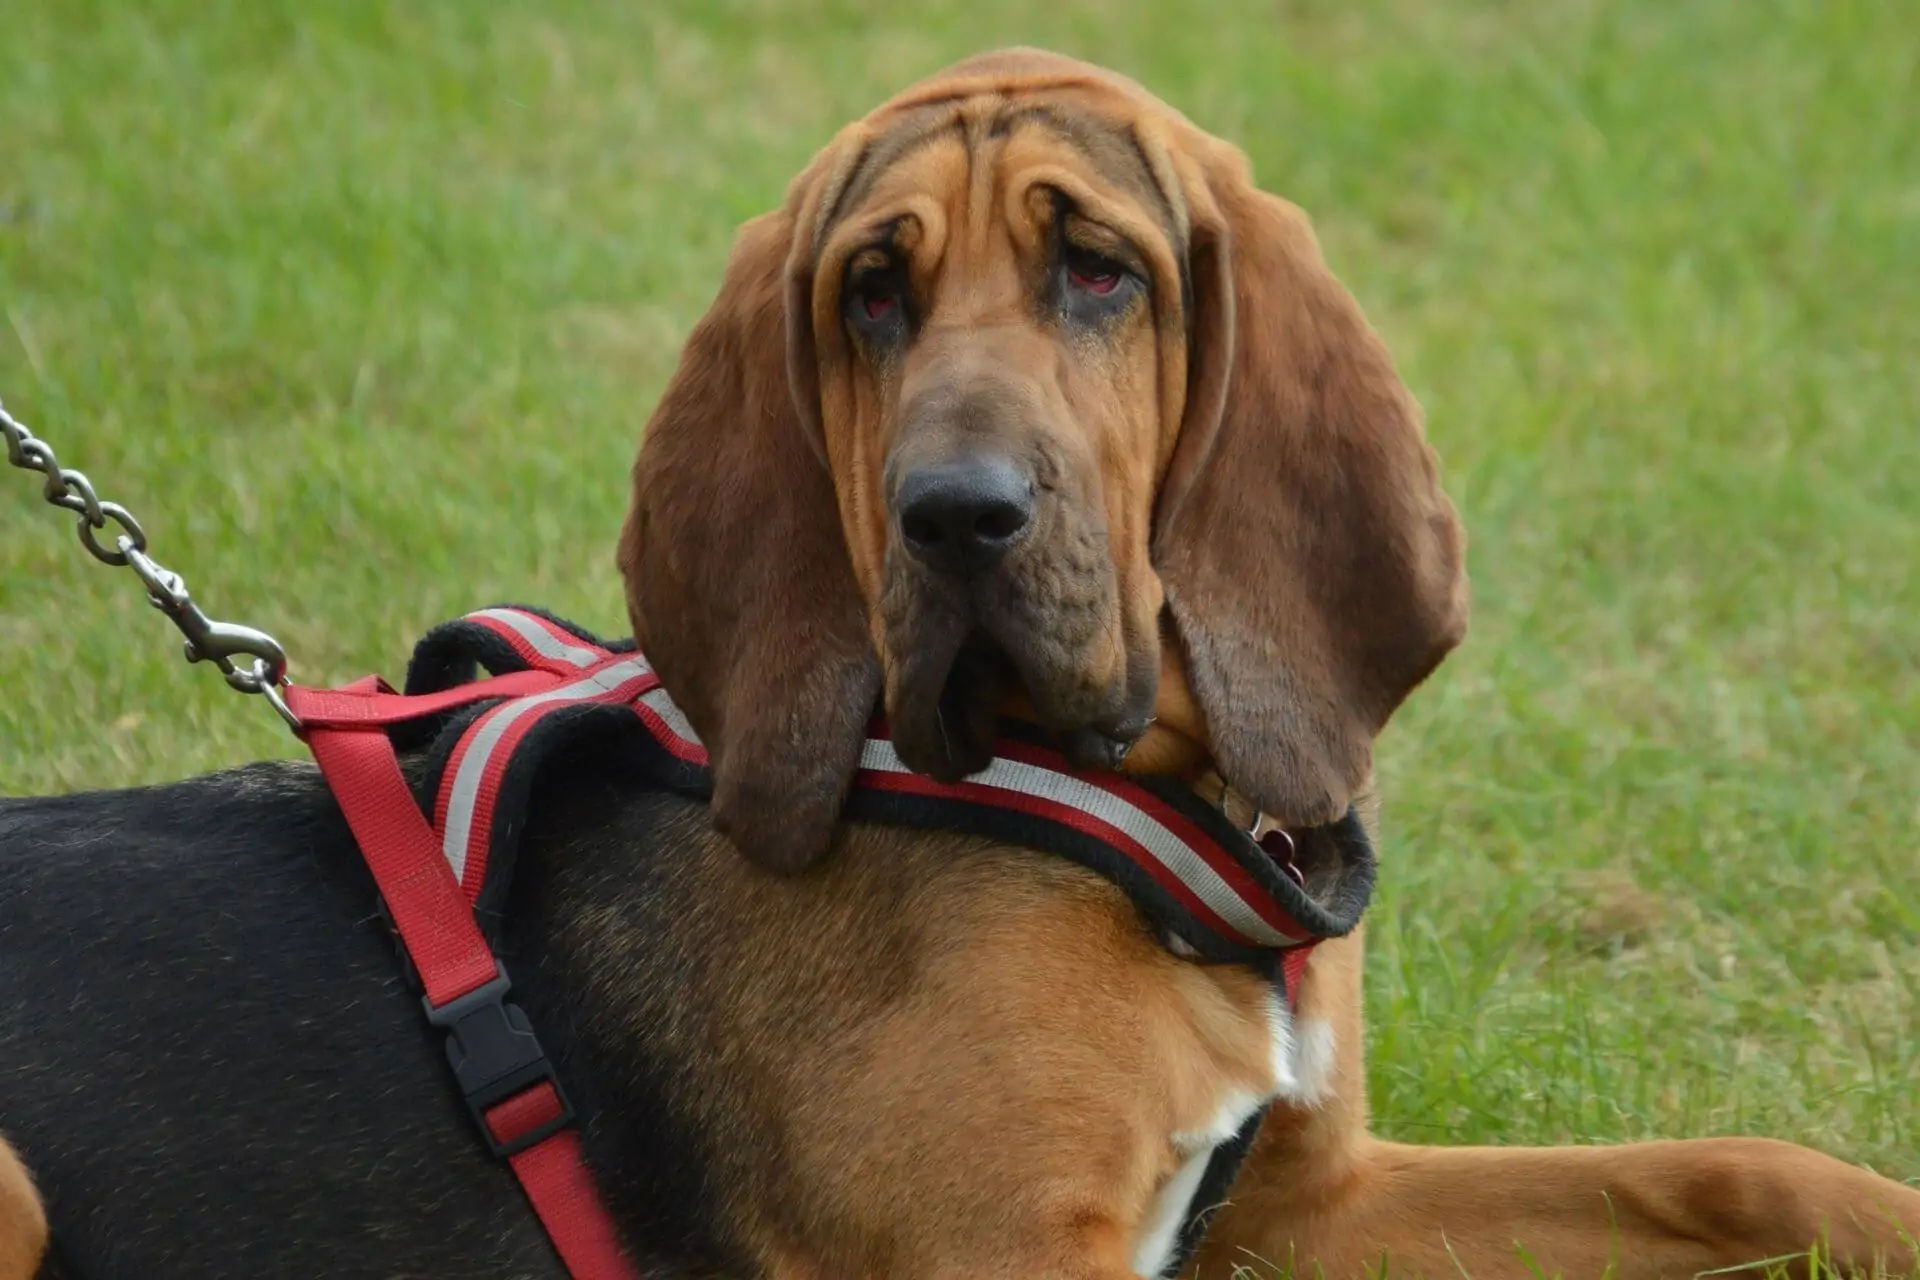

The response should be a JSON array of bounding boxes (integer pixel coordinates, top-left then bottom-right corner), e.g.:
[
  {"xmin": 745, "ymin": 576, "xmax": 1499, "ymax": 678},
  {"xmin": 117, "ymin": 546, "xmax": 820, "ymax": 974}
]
[{"xmin": 1, "ymin": 396, "xmax": 301, "ymax": 731}]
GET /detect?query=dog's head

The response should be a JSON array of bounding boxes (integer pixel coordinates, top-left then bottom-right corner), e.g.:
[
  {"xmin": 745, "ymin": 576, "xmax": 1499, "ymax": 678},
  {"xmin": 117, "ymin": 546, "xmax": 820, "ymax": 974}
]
[{"xmin": 620, "ymin": 49, "xmax": 1468, "ymax": 873}]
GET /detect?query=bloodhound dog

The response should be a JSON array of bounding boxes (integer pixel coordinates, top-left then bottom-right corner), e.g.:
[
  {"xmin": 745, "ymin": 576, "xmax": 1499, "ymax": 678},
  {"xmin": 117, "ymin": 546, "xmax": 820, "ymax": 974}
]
[
  {"xmin": 2, "ymin": 47, "xmax": 1915, "ymax": 1280},
  {"xmin": 618, "ymin": 49, "xmax": 1920, "ymax": 1277}
]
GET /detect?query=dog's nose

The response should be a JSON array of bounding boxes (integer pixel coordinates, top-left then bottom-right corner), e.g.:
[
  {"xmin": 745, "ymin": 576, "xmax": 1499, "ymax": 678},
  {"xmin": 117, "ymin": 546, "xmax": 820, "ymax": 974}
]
[{"xmin": 896, "ymin": 457, "xmax": 1034, "ymax": 575}]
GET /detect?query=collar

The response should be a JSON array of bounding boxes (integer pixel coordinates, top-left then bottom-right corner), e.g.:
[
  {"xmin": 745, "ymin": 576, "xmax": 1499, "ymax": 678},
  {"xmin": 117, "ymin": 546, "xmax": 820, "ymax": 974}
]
[{"xmin": 402, "ymin": 605, "xmax": 1375, "ymax": 975}]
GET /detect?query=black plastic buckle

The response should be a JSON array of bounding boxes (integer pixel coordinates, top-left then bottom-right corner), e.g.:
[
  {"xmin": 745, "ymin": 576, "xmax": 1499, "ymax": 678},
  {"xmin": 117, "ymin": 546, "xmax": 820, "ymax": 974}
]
[{"xmin": 423, "ymin": 964, "xmax": 575, "ymax": 1158}]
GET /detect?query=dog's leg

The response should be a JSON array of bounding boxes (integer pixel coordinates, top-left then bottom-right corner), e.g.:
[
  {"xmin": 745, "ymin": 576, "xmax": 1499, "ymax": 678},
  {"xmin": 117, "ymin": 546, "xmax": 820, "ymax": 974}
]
[
  {"xmin": 1190, "ymin": 933, "xmax": 1920, "ymax": 1279},
  {"xmin": 0, "ymin": 1137, "xmax": 47, "ymax": 1280}
]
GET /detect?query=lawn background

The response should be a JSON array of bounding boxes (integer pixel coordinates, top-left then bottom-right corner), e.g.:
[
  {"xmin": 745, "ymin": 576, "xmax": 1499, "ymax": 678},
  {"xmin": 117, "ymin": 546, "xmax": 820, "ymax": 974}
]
[{"xmin": 3, "ymin": 0, "xmax": 1915, "ymax": 1188}]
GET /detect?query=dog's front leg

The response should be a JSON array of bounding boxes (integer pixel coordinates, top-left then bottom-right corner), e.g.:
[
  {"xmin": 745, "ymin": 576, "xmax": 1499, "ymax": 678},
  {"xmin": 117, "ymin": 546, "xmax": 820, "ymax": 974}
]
[
  {"xmin": 1205, "ymin": 1133, "xmax": 1920, "ymax": 1278},
  {"xmin": 1190, "ymin": 934, "xmax": 1920, "ymax": 1279}
]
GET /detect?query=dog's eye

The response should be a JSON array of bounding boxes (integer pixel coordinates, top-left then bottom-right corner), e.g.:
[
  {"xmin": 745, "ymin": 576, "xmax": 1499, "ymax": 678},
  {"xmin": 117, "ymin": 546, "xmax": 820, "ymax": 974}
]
[
  {"xmin": 847, "ymin": 263, "xmax": 906, "ymax": 333},
  {"xmin": 859, "ymin": 281, "xmax": 899, "ymax": 319},
  {"xmin": 1064, "ymin": 246, "xmax": 1125, "ymax": 296}
]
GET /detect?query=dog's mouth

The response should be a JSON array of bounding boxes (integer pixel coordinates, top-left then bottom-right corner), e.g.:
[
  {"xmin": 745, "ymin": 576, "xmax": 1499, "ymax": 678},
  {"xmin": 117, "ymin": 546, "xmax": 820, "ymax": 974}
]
[
  {"xmin": 922, "ymin": 629, "xmax": 1009, "ymax": 778},
  {"xmin": 888, "ymin": 624, "xmax": 1149, "ymax": 782}
]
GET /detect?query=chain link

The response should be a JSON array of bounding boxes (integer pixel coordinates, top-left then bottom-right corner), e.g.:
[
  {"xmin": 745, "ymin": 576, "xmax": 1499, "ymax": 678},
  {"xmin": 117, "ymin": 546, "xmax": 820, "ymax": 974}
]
[{"xmin": 2, "ymin": 395, "xmax": 301, "ymax": 732}]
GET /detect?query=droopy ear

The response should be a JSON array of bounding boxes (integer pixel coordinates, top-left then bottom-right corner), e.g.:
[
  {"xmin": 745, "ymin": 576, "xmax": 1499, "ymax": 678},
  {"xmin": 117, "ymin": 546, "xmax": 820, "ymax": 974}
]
[
  {"xmin": 617, "ymin": 155, "xmax": 882, "ymax": 875},
  {"xmin": 1152, "ymin": 142, "xmax": 1469, "ymax": 829}
]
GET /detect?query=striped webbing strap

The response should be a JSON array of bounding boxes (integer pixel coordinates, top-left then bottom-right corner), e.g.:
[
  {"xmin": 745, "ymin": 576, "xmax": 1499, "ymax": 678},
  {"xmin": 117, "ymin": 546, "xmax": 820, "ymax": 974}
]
[{"xmin": 419, "ymin": 606, "xmax": 1368, "ymax": 973}]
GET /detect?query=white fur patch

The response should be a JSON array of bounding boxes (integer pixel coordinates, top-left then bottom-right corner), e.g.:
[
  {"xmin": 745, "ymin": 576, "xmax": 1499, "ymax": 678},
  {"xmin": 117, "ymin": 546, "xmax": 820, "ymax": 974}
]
[
  {"xmin": 1131, "ymin": 1141, "xmax": 1217, "ymax": 1278},
  {"xmin": 1131, "ymin": 995, "xmax": 1340, "ymax": 1275},
  {"xmin": 1132, "ymin": 1000, "xmax": 1295, "ymax": 1278},
  {"xmin": 1278, "ymin": 1017, "xmax": 1337, "ymax": 1107},
  {"xmin": 1171, "ymin": 1087, "xmax": 1263, "ymax": 1156},
  {"xmin": 1265, "ymin": 987, "xmax": 1298, "ymax": 1099},
  {"xmin": 1136, "ymin": 1089, "xmax": 1266, "ymax": 1278}
]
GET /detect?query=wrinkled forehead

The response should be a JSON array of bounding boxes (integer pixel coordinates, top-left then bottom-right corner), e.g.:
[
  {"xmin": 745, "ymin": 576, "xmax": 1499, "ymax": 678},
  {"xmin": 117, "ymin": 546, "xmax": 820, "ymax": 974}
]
[{"xmin": 813, "ymin": 89, "xmax": 1190, "ymax": 276}]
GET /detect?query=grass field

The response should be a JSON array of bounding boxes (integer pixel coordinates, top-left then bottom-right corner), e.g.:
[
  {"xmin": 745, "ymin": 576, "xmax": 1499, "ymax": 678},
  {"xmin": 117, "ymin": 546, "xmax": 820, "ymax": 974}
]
[{"xmin": 3, "ymin": 0, "xmax": 1916, "ymax": 1234}]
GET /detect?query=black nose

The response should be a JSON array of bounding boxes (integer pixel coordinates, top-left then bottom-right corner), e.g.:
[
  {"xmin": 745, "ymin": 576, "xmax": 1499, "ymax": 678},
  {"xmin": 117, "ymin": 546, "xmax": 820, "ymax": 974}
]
[{"xmin": 896, "ymin": 457, "xmax": 1034, "ymax": 575}]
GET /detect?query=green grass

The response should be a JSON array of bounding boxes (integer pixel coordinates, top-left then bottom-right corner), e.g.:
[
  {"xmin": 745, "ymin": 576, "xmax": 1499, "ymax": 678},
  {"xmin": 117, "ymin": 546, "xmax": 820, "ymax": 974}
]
[{"xmin": 3, "ymin": 0, "xmax": 1915, "ymax": 1209}]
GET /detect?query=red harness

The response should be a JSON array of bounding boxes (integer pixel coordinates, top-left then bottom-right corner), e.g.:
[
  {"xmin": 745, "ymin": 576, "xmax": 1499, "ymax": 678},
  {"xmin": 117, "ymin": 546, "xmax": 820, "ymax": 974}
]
[
  {"xmin": 286, "ymin": 634, "xmax": 648, "ymax": 1280},
  {"xmin": 281, "ymin": 606, "xmax": 1365, "ymax": 1278}
]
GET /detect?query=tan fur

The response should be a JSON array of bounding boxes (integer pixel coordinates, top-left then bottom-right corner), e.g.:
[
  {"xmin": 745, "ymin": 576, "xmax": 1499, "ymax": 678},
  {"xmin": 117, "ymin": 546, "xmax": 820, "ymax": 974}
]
[
  {"xmin": 0, "ymin": 1137, "xmax": 47, "ymax": 1280},
  {"xmin": 621, "ymin": 48, "xmax": 1920, "ymax": 1278},
  {"xmin": 557, "ymin": 808, "xmax": 1287, "ymax": 1278}
]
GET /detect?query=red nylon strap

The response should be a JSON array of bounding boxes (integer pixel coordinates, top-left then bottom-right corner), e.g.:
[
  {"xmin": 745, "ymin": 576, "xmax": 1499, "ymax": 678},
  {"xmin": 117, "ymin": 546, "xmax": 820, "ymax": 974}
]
[
  {"xmin": 1281, "ymin": 944, "xmax": 1314, "ymax": 1008},
  {"xmin": 298, "ymin": 673, "xmax": 640, "ymax": 1279},
  {"xmin": 508, "ymin": 1128, "xmax": 638, "ymax": 1278},
  {"xmin": 289, "ymin": 668, "xmax": 564, "ymax": 729},
  {"xmin": 486, "ymin": 1081, "xmax": 570, "ymax": 1150},
  {"xmin": 302, "ymin": 721, "xmax": 501, "ymax": 1008}
]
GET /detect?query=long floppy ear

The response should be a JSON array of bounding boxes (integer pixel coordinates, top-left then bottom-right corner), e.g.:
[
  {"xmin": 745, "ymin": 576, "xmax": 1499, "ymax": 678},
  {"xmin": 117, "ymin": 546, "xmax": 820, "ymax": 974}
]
[
  {"xmin": 618, "ymin": 156, "xmax": 882, "ymax": 874},
  {"xmin": 1152, "ymin": 142, "xmax": 1469, "ymax": 828}
]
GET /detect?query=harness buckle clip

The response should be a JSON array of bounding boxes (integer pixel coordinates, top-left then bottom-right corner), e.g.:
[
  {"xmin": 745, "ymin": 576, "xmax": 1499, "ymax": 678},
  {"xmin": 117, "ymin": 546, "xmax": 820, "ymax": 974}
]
[{"xmin": 424, "ymin": 965, "xmax": 576, "ymax": 1159}]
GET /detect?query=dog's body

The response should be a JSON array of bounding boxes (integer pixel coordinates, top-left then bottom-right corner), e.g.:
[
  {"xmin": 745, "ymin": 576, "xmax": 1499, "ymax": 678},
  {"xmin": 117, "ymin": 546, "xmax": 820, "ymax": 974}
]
[
  {"xmin": 0, "ymin": 748, "xmax": 1304, "ymax": 1279},
  {"xmin": 3, "ymin": 49, "xmax": 1916, "ymax": 1279}
]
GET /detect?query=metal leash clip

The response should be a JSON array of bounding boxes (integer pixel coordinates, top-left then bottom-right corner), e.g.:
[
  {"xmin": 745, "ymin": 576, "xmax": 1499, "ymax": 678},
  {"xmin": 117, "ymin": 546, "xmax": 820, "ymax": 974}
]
[{"xmin": 2, "ymin": 396, "xmax": 302, "ymax": 733}]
